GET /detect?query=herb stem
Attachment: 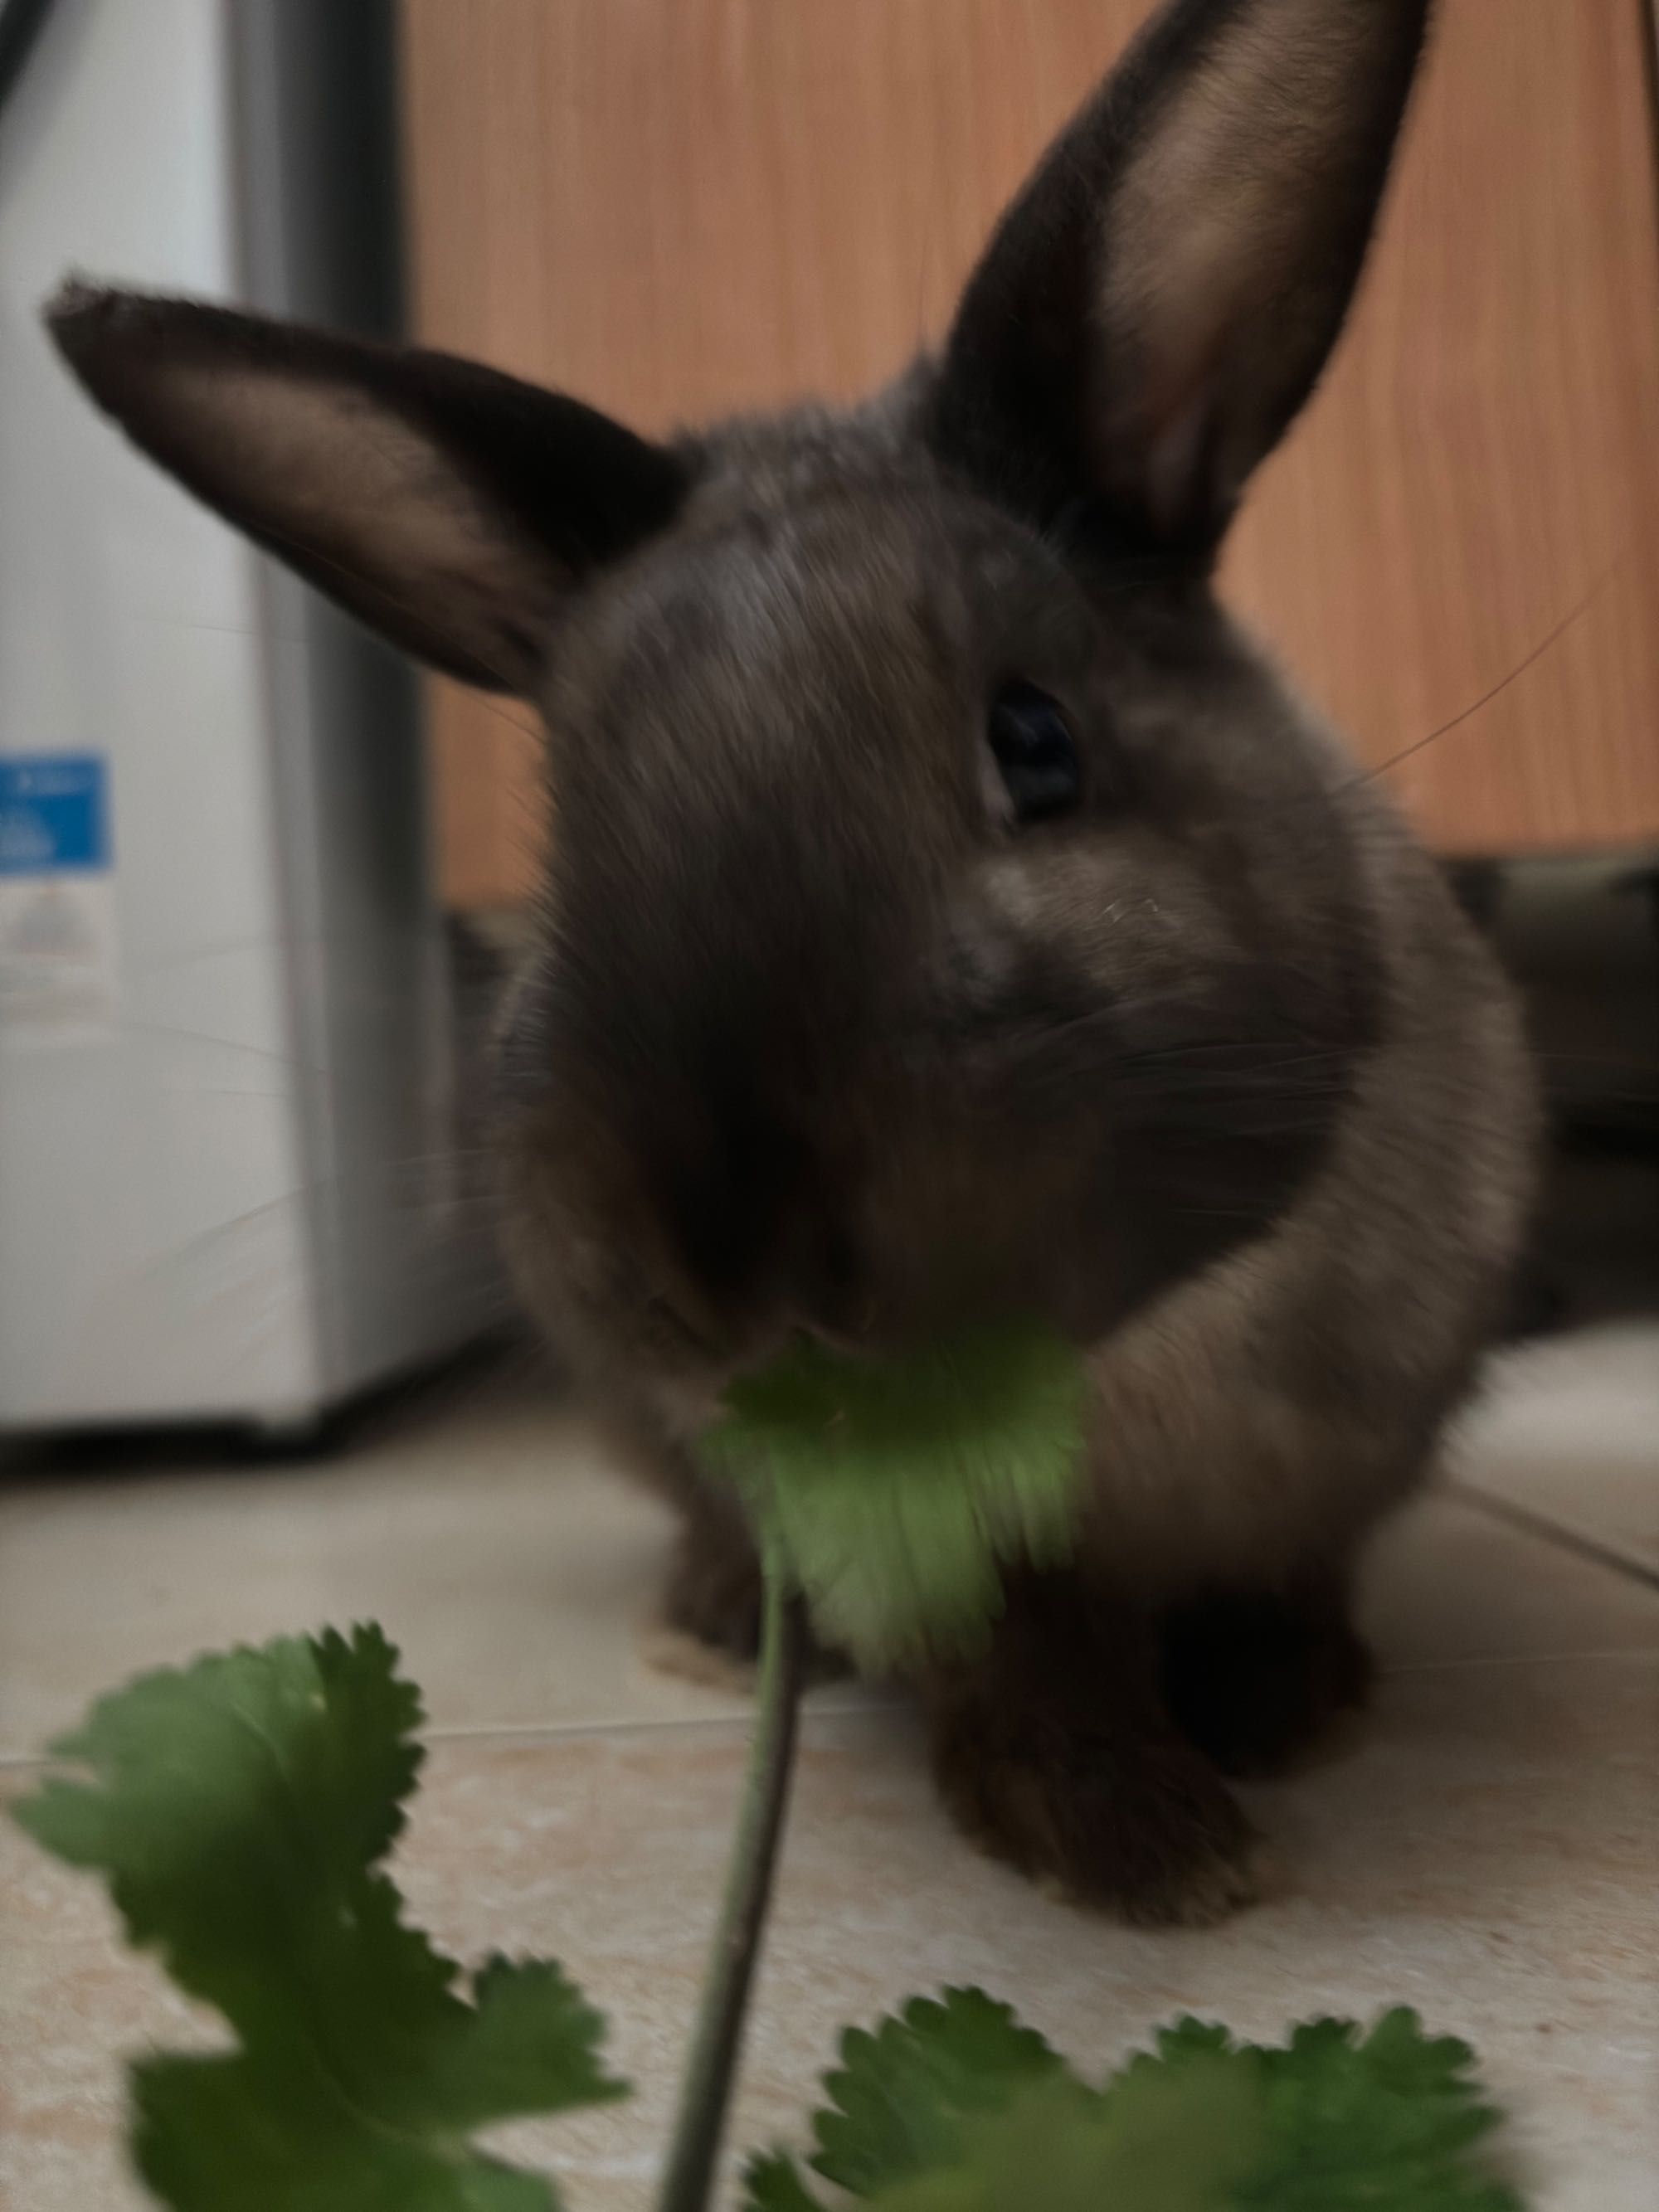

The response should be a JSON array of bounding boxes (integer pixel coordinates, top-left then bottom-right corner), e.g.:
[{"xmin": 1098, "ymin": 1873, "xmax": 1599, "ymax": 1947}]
[{"xmin": 654, "ymin": 1563, "xmax": 810, "ymax": 2212}]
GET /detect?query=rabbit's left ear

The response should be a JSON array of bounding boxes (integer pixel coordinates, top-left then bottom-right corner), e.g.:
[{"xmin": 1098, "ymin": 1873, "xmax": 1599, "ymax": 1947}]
[{"xmin": 930, "ymin": 0, "xmax": 1431, "ymax": 558}]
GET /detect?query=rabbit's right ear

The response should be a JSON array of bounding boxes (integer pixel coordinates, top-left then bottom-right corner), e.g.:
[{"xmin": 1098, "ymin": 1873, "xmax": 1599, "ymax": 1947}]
[
  {"xmin": 929, "ymin": 0, "xmax": 1431, "ymax": 561},
  {"xmin": 46, "ymin": 285, "xmax": 690, "ymax": 693}
]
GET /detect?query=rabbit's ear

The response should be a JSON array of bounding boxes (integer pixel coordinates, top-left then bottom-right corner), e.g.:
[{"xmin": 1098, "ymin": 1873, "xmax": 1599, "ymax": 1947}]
[
  {"xmin": 930, "ymin": 0, "xmax": 1429, "ymax": 558},
  {"xmin": 46, "ymin": 285, "xmax": 689, "ymax": 693}
]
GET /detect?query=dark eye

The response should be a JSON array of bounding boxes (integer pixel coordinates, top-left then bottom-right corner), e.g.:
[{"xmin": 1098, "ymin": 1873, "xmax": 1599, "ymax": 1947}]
[{"xmin": 987, "ymin": 682, "xmax": 1082, "ymax": 823}]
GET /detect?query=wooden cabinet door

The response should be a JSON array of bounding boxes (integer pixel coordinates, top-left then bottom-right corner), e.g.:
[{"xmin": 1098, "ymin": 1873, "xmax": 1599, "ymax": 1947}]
[{"xmin": 401, "ymin": 0, "xmax": 1659, "ymax": 907}]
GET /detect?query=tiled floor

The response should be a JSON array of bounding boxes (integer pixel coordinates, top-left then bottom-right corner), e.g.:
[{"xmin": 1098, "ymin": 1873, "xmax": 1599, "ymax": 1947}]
[{"xmin": 2, "ymin": 1331, "xmax": 1657, "ymax": 2212}]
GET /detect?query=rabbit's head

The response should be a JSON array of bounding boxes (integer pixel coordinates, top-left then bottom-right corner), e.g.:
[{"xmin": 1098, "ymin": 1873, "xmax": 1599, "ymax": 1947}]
[{"xmin": 50, "ymin": 0, "xmax": 1431, "ymax": 1423}]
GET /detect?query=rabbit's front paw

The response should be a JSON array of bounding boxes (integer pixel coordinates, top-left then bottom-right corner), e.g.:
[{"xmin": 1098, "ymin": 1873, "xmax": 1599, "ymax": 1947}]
[{"xmin": 928, "ymin": 1697, "xmax": 1260, "ymax": 1927}]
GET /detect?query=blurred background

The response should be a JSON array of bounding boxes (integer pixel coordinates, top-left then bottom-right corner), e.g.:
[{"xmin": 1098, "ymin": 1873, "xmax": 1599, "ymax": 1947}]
[{"xmin": 2, "ymin": 0, "xmax": 1656, "ymax": 1443}]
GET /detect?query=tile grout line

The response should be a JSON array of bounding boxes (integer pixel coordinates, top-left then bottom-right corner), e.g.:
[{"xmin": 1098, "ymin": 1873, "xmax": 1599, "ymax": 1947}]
[
  {"xmin": 1446, "ymin": 1480, "xmax": 1659, "ymax": 1592},
  {"xmin": 420, "ymin": 1699, "xmax": 894, "ymax": 1749},
  {"xmin": 0, "ymin": 1697, "xmax": 899, "ymax": 1771},
  {"xmin": 10, "ymin": 1649, "xmax": 1659, "ymax": 1770},
  {"xmin": 425, "ymin": 1714, "xmax": 758, "ymax": 1745}
]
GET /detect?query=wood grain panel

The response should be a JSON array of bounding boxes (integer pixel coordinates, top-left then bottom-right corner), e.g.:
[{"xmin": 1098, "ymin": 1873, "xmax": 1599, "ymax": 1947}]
[
  {"xmin": 401, "ymin": 0, "xmax": 1659, "ymax": 905},
  {"xmin": 1228, "ymin": 0, "xmax": 1659, "ymax": 856}
]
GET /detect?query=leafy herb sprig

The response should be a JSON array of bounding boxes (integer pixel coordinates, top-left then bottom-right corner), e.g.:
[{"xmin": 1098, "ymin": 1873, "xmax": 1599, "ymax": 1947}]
[
  {"xmin": 12, "ymin": 1319, "xmax": 1521, "ymax": 2210},
  {"xmin": 13, "ymin": 1626, "xmax": 1520, "ymax": 2212}
]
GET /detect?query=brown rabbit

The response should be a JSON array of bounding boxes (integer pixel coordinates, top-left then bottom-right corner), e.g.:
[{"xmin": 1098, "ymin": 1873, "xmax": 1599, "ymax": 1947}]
[{"xmin": 46, "ymin": 0, "xmax": 1535, "ymax": 1924}]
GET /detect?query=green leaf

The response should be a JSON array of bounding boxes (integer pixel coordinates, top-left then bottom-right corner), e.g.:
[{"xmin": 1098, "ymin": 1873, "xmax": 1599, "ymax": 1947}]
[
  {"xmin": 809, "ymin": 1987, "xmax": 1078, "ymax": 2195},
  {"xmin": 1243, "ymin": 2008, "xmax": 1522, "ymax": 2210},
  {"xmin": 742, "ymin": 2150, "xmax": 827, "ymax": 2211},
  {"xmin": 698, "ymin": 1322, "xmax": 1088, "ymax": 1667},
  {"xmin": 12, "ymin": 1626, "xmax": 625, "ymax": 2211},
  {"xmin": 868, "ymin": 2065, "xmax": 1264, "ymax": 2212},
  {"xmin": 766, "ymin": 1996, "xmax": 1521, "ymax": 2212},
  {"xmin": 1107, "ymin": 2010, "xmax": 1520, "ymax": 2212},
  {"xmin": 130, "ymin": 2052, "xmax": 562, "ymax": 2212}
]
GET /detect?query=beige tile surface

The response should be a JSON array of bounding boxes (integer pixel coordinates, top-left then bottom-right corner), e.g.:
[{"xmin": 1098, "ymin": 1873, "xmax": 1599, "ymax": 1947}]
[
  {"xmin": 5, "ymin": 1353, "xmax": 1657, "ymax": 1760},
  {"xmin": 3, "ymin": 1336, "xmax": 1657, "ymax": 2211},
  {"xmin": 1450, "ymin": 1321, "xmax": 1659, "ymax": 1578},
  {"xmin": 5, "ymin": 1650, "xmax": 1657, "ymax": 2212},
  {"xmin": 0, "ymin": 1368, "xmax": 881, "ymax": 1759}
]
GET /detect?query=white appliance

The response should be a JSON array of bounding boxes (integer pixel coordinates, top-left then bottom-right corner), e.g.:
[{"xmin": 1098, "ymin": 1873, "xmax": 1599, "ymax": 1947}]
[{"xmin": 0, "ymin": 0, "xmax": 499, "ymax": 1437}]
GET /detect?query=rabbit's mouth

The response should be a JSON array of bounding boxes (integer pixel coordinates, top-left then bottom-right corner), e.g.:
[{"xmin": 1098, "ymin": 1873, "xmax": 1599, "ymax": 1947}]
[
  {"xmin": 632, "ymin": 1252, "xmax": 888, "ymax": 1397},
  {"xmin": 636, "ymin": 1302, "xmax": 891, "ymax": 1441}
]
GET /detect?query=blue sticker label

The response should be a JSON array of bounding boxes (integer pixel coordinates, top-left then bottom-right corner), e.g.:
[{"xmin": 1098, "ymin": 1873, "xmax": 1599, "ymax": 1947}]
[{"xmin": 0, "ymin": 756, "xmax": 111, "ymax": 875}]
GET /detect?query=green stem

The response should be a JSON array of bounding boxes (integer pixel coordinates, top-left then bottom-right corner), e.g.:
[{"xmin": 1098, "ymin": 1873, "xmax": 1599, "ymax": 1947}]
[{"xmin": 655, "ymin": 1563, "xmax": 811, "ymax": 2212}]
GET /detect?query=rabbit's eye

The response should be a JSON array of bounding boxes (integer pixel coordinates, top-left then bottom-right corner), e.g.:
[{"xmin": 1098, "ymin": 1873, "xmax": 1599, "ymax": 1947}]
[{"xmin": 987, "ymin": 682, "xmax": 1082, "ymax": 822}]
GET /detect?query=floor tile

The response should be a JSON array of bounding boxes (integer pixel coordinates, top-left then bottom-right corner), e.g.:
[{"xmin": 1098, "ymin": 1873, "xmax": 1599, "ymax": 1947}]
[
  {"xmin": 1360, "ymin": 1492, "xmax": 1659, "ymax": 1670},
  {"xmin": 7, "ymin": 1355, "xmax": 1658, "ymax": 1761},
  {"xmin": 0, "ymin": 1368, "xmax": 880, "ymax": 1758},
  {"xmin": 4, "ymin": 1646, "xmax": 1655, "ymax": 2212},
  {"xmin": 1450, "ymin": 1321, "xmax": 1659, "ymax": 1578}
]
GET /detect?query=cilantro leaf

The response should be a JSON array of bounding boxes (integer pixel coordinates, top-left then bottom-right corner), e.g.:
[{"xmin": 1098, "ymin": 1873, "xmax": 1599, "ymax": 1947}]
[
  {"xmin": 130, "ymin": 2048, "xmax": 563, "ymax": 2212},
  {"xmin": 12, "ymin": 1626, "xmax": 625, "ymax": 2211},
  {"xmin": 1243, "ymin": 2008, "xmax": 1520, "ymax": 2210},
  {"xmin": 810, "ymin": 1987, "xmax": 1078, "ymax": 2194},
  {"xmin": 742, "ymin": 2149, "xmax": 828, "ymax": 2211},
  {"xmin": 698, "ymin": 1323, "xmax": 1088, "ymax": 1667},
  {"xmin": 868, "ymin": 2066, "xmax": 1264, "ymax": 2212},
  {"xmin": 742, "ymin": 1992, "xmax": 1082, "ymax": 2212},
  {"xmin": 761, "ymin": 1992, "xmax": 1520, "ymax": 2212}
]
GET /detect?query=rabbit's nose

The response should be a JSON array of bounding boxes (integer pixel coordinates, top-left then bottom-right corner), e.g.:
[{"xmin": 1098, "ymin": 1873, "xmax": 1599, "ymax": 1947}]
[{"xmin": 640, "ymin": 1100, "xmax": 868, "ymax": 1349}]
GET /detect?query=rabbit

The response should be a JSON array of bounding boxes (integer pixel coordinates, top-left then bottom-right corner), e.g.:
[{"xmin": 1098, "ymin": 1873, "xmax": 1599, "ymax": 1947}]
[{"xmin": 45, "ymin": 0, "xmax": 1536, "ymax": 1925}]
